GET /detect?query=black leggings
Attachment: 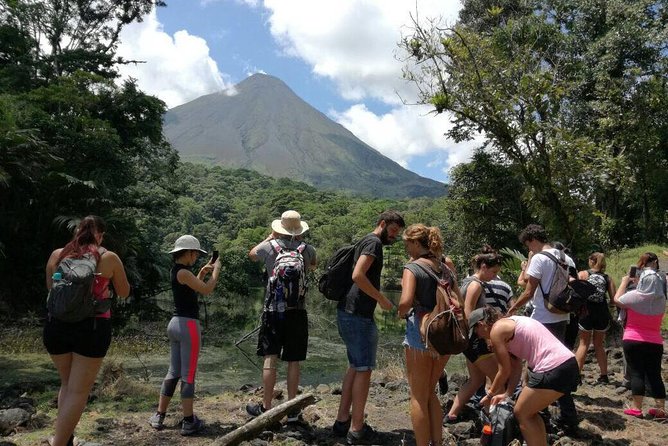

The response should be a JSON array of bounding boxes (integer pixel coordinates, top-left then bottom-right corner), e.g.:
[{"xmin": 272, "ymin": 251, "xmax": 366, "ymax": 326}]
[{"xmin": 623, "ymin": 340, "xmax": 666, "ymax": 399}]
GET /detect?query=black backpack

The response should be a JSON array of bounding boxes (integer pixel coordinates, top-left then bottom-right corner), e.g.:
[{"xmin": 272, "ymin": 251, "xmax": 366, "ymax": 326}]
[
  {"xmin": 47, "ymin": 252, "xmax": 111, "ymax": 322},
  {"xmin": 318, "ymin": 242, "xmax": 358, "ymax": 301},
  {"xmin": 537, "ymin": 251, "xmax": 595, "ymax": 314}
]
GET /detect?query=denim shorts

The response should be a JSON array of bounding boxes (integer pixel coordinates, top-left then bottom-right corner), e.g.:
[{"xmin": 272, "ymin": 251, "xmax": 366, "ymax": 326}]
[
  {"xmin": 403, "ymin": 313, "xmax": 428, "ymax": 351},
  {"xmin": 337, "ymin": 309, "xmax": 378, "ymax": 371}
]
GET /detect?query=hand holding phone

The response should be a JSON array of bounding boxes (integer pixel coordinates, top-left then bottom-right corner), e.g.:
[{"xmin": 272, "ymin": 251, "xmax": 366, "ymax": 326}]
[
  {"xmin": 628, "ymin": 266, "xmax": 638, "ymax": 278},
  {"xmin": 209, "ymin": 250, "xmax": 219, "ymax": 264}
]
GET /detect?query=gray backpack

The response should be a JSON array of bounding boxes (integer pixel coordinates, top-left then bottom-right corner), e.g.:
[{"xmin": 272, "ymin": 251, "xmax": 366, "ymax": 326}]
[{"xmin": 47, "ymin": 252, "xmax": 110, "ymax": 322}]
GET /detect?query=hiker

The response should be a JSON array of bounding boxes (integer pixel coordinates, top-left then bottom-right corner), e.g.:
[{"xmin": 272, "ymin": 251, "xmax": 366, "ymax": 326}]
[
  {"xmin": 398, "ymin": 224, "xmax": 457, "ymax": 446},
  {"xmin": 553, "ymin": 242, "xmax": 580, "ymax": 350},
  {"xmin": 506, "ymin": 224, "xmax": 579, "ymax": 431},
  {"xmin": 333, "ymin": 210, "xmax": 405, "ymax": 444},
  {"xmin": 246, "ymin": 210, "xmax": 317, "ymax": 422},
  {"xmin": 575, "ymin": 252, "xmax": 616, "ymax": 383},
  {"xmin": 446, "ymin": 246, "xmax": 509, "ymax": 423},
  {"xmin": 475, "ymin": 306, "xmax": 580, "ymax": 446},
  {"xmin": 44, "ymin": 215, "xmax": 130, "ymax": 446},
  {"xmin": 613, "ymin": 252, "xmax": 666, "ymax": 419},
  {"xmin": 149, "ymin": 235, "xmax": 220, "ymax": 435}
]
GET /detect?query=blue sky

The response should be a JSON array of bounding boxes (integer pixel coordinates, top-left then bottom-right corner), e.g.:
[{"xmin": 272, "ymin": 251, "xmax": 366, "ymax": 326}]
[{"xmin": 117, "ymin": 0, "xmax": 479, "ymax": 182}]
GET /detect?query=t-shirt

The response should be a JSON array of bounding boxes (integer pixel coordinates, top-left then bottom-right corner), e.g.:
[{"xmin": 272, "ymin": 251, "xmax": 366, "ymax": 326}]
[
  {"xmin": 526, "ymin": 248, "xmax": 570, "ymax": 324},
  {"xmin": 253, "ymin": 238, "xmax": 317, "ymax": 274},
  {"xmin": 507, "ymin": 316, "xmax": 575, "ymax": 372},
  {"xmin": 403, "ymin": 262, "xmax": 453, "ymax": 314},
  {"xmin": 338, "ymin": 233, "xmax": 383, "ymax": 319},
  {"xmin": 460, "ymin": 276, "xmax": 513, "ymax": 313}
]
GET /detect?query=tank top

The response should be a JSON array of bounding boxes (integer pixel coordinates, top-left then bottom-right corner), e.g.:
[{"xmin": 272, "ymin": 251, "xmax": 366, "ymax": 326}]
[
  {"xmin": 507, "ymin": 316, "xmax": 574, "ymax": 373},
  {"xmin": 171, "ymin": 264, "xmax": 199, "ymax": 319}
]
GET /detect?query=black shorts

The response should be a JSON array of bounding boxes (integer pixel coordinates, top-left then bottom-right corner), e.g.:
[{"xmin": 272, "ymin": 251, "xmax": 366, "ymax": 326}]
[
  {"xmin": 257, "ymin": 309, "xmax": 308, "ymax": 361},
  {"xmin": 463, "ymin": 333, "xmax": 492, "ymax": 363},
  {"xmin": 43, "ymin": 317, "xmax": 112, "ymax": 358},
  {"xmin": 527, "ymin": 356, "xmax": 579, "ymax": 395},
  {"xmin": 579, "ymin": 303, "xmax": 611, "ymax": 332}
]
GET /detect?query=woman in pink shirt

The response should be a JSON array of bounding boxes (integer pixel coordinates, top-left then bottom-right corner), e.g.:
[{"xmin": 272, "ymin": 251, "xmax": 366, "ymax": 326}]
[
  {"xmin": 613, "ymin": 252, "xmax": 666, "ymax": 420},
  {"xmin": 473, "ymin": 306, "xmax": 579, "ymax": 446}
]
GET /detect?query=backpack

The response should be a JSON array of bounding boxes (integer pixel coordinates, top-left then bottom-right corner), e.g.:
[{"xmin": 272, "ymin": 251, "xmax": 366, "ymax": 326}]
[
  {"xmin": 47, "ymin": 251, "xmax": 110, "ymax": 322},
  {"xmin": 586, "ymin": 271, "xmax": 609, "ymax": 304},
  {"xmin": 265, "ymin": 240, "xmax": 307, "ymax": 312},
  {"xmin": 318, "ymin": 242, "xmax": 358, "ymax": 301},
  {"xmin": 480, "ymin": 400, "xmax": 522, "ymax": 446},
  {"xmin": 412, "ymin": 261, "xmax": 469, "ymax": 355},
  {"xmin": 536, "ymin": 251, "xmax": 594, "ymax": 314}
]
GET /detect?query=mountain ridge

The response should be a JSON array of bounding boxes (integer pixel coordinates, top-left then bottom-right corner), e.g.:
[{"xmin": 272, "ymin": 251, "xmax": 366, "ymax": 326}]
[{"xmin": 163, "ymin": 73, "xmax": 445, "ymax": 198}]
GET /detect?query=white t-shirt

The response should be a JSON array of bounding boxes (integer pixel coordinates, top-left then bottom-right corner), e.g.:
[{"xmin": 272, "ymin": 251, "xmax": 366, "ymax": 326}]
[{"xmin": 526, "ymin": 248, "xmax": 570, "ymax": 324}]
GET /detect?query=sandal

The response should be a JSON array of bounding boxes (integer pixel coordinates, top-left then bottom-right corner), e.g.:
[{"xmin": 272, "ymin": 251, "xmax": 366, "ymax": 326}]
[
  {"xmin": 623, "ymin": 408, "xmax": 643, "ymax": 418},
  {"xmin": 648, "ymin": 408, "xmax": 667, "ymax": 419}
]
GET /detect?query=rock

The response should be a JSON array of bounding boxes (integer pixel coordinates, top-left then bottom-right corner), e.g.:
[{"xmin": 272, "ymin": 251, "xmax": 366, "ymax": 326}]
[
  {"xmin": 315, "ymin": 384, "xmax": 329, "ymax": 394},
  {"xmin": 614, "ymin": 386, "xmax": 628, "ymax": 395},
  {"xmin": 444, "ymin": 420, "xmax": 475, "ymax": 439},
  {"xmin": 0, "ymin": 408, "xmax": 31, "ymax": 435}
]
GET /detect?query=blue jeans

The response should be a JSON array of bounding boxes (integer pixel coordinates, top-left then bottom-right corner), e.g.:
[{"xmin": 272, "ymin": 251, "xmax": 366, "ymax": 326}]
[{"xmin": 337, "ymin": 309, "xmax": 378, "ymax": 371}]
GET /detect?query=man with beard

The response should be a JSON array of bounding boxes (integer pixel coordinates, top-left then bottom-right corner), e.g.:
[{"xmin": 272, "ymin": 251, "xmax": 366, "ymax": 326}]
[{"xmin": 332, "ymin": 210, "xmax": 405, "ymax": 445}]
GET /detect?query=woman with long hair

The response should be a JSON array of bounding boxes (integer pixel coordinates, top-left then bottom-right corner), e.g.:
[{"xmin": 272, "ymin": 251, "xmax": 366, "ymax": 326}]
[
  {"xmin": 149, "ymin": 235, "xmax": 220, "ymax": 435},
  {"xmin": 613, "ymin": 252, "xmax": 666, "ymax": 419},
  {"xmin": 445, "ymin": 246, "xmax": 506, "ymax": 422},
  {"xmin": 474, "ymin": 306, "xmax": 579, "ymax": 446},
  {"xmin": 44, "ymin": 216, "xmax": 130, "ymax": 446},
  {"xmin": 398, "ymin": 224, "xmax": 461, "ymax": 446},
  {"xmin": 575, "ymin": 252, "xmax": 616, "ymax": 383}
]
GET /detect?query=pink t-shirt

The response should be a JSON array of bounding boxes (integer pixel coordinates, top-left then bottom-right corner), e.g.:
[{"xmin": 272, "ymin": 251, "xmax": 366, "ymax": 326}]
[
  {"xmin": 623, "ymin": 310, "xmax": 663, "ymax": 344},
  {"xmin": 93, "ymin": 275, "xmax": 111, "ymax": 319},
  {"xmin": 507, "ymin": 316, "xmax": 574, "ymax": 372}
]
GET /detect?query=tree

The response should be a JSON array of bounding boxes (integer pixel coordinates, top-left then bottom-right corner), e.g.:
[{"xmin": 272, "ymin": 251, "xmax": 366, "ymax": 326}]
[{"xmin": 400, "ymin": 0, "xmax": 668, "ymax": 250}]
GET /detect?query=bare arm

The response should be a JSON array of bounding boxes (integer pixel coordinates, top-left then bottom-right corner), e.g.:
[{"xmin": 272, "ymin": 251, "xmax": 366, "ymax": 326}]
[
  {"xmin": 106, "ymin": 251, "xmax": 131, "ymax": 298},
  {"xmin": 352, "ymin": 254, "xmax": 393, "ymax": 310},
  {"xmin": 464, "ymin": 281, "xmax": 483, "ymax": 318},
  {"xmin": 178, "ymin": 260, "xmax": 221, "ymax": 296},
  {"xmin": 507, "ymin": 275, "xmax": 538, "ymax": 316},
  {"xmin": 613, "ymin": 275, "xmax": 631, "ymax": 308},
  {"xmin": 45, "ymin": 249, "xmax": 62, "ymax": 290},
  {"xmin": 577, "ymin": 270, "xmax": 589, "ymax": 281},
  {"xmin": 481, "ymin": 319, "xmax": 517, "ymax": 404},
  {"xmin": 398, "ymin": 268, "xmax": 416, "ymax": 318}
]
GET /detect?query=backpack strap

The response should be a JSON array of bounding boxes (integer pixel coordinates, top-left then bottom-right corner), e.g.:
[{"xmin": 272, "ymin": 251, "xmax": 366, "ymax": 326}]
[
  {"xmin": 269, "ymin": 239, "xmax": 283, "ymax": 254},
  {"xmin": 534, "ymin": 251, "xmax": 564, "ymax": 298},
  {"xmin": 469, "ymin": 276, "xmax": 504, "ymax": 309},
  {"xmin": 411, "ymin": 260, "xmax": 452, "ymax": 288}
]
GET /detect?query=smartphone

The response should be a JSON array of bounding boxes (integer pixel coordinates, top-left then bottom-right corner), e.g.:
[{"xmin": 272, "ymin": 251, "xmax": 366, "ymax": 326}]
[
  {"xmin": 210, "ymin": 250, "xmax": 219, "ymax": 264},
  {"xmin": 628, "ymin": 266, "xmax": 637, "ymax": 278}
]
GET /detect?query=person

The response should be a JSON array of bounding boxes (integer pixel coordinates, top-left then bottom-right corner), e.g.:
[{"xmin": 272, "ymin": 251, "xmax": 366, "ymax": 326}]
[
  {"xmin": 445, "ymin": 246, "xmax": 506, "ymax": 422},
  {"xmin": 398, "ymin": 224, "xmax": 458, "ymax": 446},
  {"xmin": 506, "ymin": 224, "xmax": 578, "ymax": 430},
  {"xmin": 44, "ymin": 216, "xmax": 130, "ymax": 446},
  {"xmin": 333, "ymin": 210, "xmax": 405, "ymax": 444},
  {"xmin": 149, "ymin": 235, "xmax": 220, "ymax": 435},
  {"xmin": 475, "ymin": 306, "xmax": 580, "ymax": 446},
  {"xmin": 613, "ymin": 252, "xmax": 666, "ymax": 419},
  {"xmin": 553, "ymin": 242, "xmax": 580, "ymax": 350},
  {"xmin": 575, "ymin": 252, "xmax": 616, "ymax": 383},
  {"xmin": 246, "ymin": 210, "xmax": 317, "ymax": 421}
]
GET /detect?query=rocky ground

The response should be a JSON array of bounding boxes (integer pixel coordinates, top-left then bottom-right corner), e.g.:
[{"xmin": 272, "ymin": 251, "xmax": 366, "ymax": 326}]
[{"xmin": 1, "ymin": 338, "xmax": 667, "ymax": 446}]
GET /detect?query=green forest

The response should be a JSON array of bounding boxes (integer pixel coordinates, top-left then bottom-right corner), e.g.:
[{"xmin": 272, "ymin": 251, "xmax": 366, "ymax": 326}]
[{"xmin": 1, "ymin": 0, "xmax": 667, "ymax": 321}]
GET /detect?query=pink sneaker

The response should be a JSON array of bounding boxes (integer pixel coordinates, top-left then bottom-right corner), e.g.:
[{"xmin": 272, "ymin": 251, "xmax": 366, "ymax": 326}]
[
  {"xmin": 648, "ymin": 408, "xmax": 666, "ymax": 419},
  {"xmin": 623, "ymin": 408, "xmax": 643, "ymax": 418}
]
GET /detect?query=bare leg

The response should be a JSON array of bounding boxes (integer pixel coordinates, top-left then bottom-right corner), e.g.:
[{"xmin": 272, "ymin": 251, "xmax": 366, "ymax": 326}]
[
  {"xmin": 157, "ymin": 394, "xmax": 171, "ymax": 413},
  {"xmin": 574, "ymin": 330, "xmax": 591, "ymax": 372},
  {"xmin": 447, "ymin": 360, "xmax": 485, "ymax": 418},
  {"xmin": 350, "ymin": 370, "xmax": 372, "ymax": 432},
  {"xmin": 287, "ymin": 361, "xmax": 300, "ymax": 400},
  {"xmin": 181, "ymin": 398, "xmax": 193, "ymax": 417},
  {"xmin": 592, "ymin": 331, "xmax": 608, "ymax": 376},
  {"xmin": 51, "ymin": 354, "xmax": 104, "ymax": 446},
  {"xmin": 514, "ymin": 386, "xmax": 564, "ymax": 446},
  {"xmin": 262, "ymin": 355, "xmax": 278, "ymax": 410},
  {"xmin": 336, "ymin": 367, "xmax": 355, "ymax": 422}
]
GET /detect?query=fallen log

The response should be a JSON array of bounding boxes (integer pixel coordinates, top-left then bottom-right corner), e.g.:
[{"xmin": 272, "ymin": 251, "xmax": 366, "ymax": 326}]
[{"xmin": 211, "ymin": 393, "xmax": 317, "ymax": 446}]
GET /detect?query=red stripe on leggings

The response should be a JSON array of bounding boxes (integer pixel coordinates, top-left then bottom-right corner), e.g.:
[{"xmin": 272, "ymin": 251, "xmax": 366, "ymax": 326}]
[{"xmin": 186, "ymin": 320, "xmax": 200, "ymax": 384}]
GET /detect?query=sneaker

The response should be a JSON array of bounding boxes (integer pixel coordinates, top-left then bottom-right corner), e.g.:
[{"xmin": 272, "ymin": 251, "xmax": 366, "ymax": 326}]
[
  {"xmin": 346, "ymin": 423, "xmax": 377, "ymax": 445},
  {"xmin": 332, "ymin": 418, "xmax": 351, "ymax": 436},
  {"xmin": 246, "ymin": 402, "xmax": 267, "ymax": 417},
  {"xmin": 180, "ymin": 415, "xmax": 204, "ymax": 436},
  {"xmin": 623, "ymin": 408, "xmax": 643, "ymax": 418},
  {"xmin": 648, "ymin": 408, "xmax": 667, "ymax": 419},
  {"xmin": 596, "ymin": 375, "xmax": 609, "ymax": 384},
  {"xmin": 438, "ymin": 372, "xmax": 448, "ymax": 395},
  {"xmin": 286, "ymin": 410, "xmax": 306, "ymax": 425},
  {"xmin": 148, "ymin": 412, "xmax": 165, "ymax": 430}
]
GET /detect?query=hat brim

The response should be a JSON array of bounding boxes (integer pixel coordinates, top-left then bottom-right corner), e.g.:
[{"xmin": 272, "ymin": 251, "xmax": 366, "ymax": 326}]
[
  {"xmin": 168, "ymin": 247, "xmax": 208, "ymax": 254},
  {"xmin": 271, "ymin": 220, "xmax": 309, "ymax": 236}
]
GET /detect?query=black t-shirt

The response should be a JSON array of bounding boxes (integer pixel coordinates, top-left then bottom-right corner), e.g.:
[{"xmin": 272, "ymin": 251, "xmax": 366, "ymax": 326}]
[
  {"xmin": 171, "ymin": 264, "xmax": 199, "ymax": 319},
  {"xmin": 338, "ymin": 233, "xmax": 383, "ymax": 319}
]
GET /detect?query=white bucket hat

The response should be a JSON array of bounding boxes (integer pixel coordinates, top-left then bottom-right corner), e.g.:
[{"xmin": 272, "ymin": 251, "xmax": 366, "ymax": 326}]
[
  {"xmin": 169, "ymin": 235, "xmax": 207, "ymax": 254},
  {"xmin": 271, "ymin": 210, "xmax": 309, "ymax": 236}
]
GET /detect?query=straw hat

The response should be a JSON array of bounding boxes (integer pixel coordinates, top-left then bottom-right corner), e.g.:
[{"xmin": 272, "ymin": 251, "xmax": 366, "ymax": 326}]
[
  {"xmin": 271, "ymin": 210, "xmax": 309, "ymax": 236},
  {"xmin": 169, "ymin": 235, "xmax": 207, "ymax": 254}
]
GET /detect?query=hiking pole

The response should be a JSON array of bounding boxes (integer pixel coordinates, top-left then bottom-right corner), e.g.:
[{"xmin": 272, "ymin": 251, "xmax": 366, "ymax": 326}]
[{"xmin": 234, "ymin": 325, "xmax": 262, "ymax": 371}]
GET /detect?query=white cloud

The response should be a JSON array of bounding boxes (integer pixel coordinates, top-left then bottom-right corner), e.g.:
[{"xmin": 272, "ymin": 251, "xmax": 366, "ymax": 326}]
[
  {"xmin": 330, "ymin": 104, "xmax": 482, "ymax": 176},
  {"xmin": 116, "ymin": 10, "xmax": 233, "ymax": 108},
  {"xmin": 262, "ymin": 0, "xmax": 460, "ymax": 104}
]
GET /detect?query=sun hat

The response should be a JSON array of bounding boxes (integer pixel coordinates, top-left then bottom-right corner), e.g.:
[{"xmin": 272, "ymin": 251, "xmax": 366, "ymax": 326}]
[
  {"xmin": 467, "ymin": 307, "xmax": 486, "ymax": 338},
  {"xmin": 169, "ymin": 235, "xmax": 207, "ymax": 254},
  {"xmin": 271, "ymin": 210, "xmax": 309, "ymax": 236}
]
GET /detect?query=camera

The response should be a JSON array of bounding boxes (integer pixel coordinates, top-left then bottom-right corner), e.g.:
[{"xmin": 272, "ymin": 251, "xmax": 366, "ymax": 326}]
[{"xmin": 210, "ymin": 250, "xmax": 219, "ymax": 264}]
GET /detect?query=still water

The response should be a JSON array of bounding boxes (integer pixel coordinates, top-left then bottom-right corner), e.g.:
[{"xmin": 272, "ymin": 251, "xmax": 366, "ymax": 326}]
[{"xmin": 118, "ymin": 288, "xmax": 466, "ymax": 393}]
